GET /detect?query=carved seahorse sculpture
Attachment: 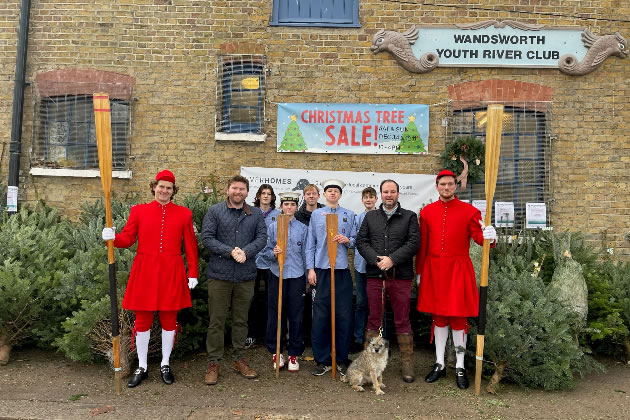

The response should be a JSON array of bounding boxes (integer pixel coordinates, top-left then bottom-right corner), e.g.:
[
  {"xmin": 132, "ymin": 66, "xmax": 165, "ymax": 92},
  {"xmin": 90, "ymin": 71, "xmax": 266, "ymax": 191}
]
[
  {"xmin": 371, "ymin": 27, "xmax": 439, "ymax": 73},
  {"xmin": 559, "ymin": 30, "xmax": 627, "ymax": 75}
]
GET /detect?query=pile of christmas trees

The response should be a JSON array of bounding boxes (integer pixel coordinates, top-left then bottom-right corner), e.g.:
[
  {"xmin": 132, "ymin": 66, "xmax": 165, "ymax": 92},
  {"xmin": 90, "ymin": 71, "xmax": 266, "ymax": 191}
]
[{"xmin": 468, "ymin": 228, "xmax": 630, "ymax": 392}]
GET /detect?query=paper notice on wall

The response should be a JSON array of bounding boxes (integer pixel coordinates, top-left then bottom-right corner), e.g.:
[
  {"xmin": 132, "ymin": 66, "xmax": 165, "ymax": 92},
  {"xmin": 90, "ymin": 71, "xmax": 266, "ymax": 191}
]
[
  {"xmin": 472, "ymin": 200, "xmax": 486, "ymax": 220},
  {"xmin": 495, "ymin": 201, "xmax": 515, "ymax": 227},
  {"xmin": 526, "ymin": 202, "xmax": 547, "ymax": 229},
  {"xmin": 7, "ymin": 186, "xmax": 18, "ymax": 212}
]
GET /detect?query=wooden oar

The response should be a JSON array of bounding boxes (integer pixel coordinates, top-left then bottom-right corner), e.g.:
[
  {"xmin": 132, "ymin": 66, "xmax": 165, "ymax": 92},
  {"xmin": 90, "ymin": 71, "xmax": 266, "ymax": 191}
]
[
  {"xmin": 93, "ymin": 93, "xmax": 122, "ymax": 395},
  {"xmin": 326, "ymin": 213, "xmax": 338, "ymax": 380},
  {"xmin": 474, "ymin": 104, "xmax": 503, "ymax": 395},
  {"xmin": 275, "ymin": 214, "xmax": 290, "ymax": 378}
]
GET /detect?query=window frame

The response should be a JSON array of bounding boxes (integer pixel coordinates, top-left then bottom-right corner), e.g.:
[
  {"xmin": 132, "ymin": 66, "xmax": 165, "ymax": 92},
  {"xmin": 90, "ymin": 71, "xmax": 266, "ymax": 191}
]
[
  {"xmin": 216, "ymin": 55, "xmax": 267, "ymax": 141},
  {"xmin": 34, "ymin": 94, "xmax": 131, "ymax": 171},
  {"xmin": 449, "ymin": 105, "xmax": 552, "ymax": 230},
  {"xmin": 270, "ymin": 0, "xmax": 361, "ymax": 28}
]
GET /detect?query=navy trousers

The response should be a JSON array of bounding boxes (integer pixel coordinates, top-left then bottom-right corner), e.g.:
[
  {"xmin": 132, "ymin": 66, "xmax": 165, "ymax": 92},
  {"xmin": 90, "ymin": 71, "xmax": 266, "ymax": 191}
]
[
  {"xmin": 265, "ymin": 273, "xmax": 306, "ymax": 356},
  {"xmin": 311, "ymin": 268, "xmax": 353, "ymax": 365}
]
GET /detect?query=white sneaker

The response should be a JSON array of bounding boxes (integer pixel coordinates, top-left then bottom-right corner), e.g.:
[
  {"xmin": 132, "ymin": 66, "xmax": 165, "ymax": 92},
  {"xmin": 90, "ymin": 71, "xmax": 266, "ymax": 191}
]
[
  {"xmin": 287, "ymin": 355, "xmax": 299, "ymax": 372},
  {"xmin": 273, "ymin": 353, "xmax": 285, "ymax": 369}
]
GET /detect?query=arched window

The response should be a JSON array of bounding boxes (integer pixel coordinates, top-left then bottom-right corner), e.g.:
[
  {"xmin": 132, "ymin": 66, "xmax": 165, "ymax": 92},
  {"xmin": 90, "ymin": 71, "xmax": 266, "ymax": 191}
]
[
  {"xmin": 447, "ymin": 80, "xmax": 553, "ymax": 229},
  {"xmin": 32, "ymin": 70, "xmax": 135, "ymax": 172}
]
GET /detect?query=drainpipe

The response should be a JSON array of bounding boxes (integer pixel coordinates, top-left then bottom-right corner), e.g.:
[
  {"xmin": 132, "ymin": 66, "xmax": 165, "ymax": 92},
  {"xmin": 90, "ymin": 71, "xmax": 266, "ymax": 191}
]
[{"xmin": 7, "ymin": 0, "xmax": 32, "ymax": 213}]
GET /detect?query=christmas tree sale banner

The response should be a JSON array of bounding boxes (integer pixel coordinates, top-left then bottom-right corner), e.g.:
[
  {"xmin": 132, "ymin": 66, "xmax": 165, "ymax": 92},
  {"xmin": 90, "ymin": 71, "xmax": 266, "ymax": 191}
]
[{"xmin": 277, "ymin": 103, "xmax": 429, "ymax": 154}]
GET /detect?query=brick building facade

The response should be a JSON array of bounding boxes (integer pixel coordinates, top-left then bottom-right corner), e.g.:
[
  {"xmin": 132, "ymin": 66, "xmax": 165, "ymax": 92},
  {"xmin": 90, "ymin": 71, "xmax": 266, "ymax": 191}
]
[{"xmin": 0, "ymin": 0, "xmax": 628, "ymax": 259}]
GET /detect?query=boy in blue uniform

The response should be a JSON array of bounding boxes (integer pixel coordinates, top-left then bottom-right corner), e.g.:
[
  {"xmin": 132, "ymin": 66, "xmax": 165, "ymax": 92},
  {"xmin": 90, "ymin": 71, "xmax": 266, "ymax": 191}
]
[
  {"xmin": 350, "ymin": 186, "xmax": 378, "ymax": 354},
  {"xmin": 306, "ymin": 179, "xmax": 357, "ymax": 376},
  {"xmin": 262, "ymin": 192, "xmax": 308, "ymax": 372},
  {"xmin": 247, "ymin": 184, "xmax": 281, "ymax": 348}
]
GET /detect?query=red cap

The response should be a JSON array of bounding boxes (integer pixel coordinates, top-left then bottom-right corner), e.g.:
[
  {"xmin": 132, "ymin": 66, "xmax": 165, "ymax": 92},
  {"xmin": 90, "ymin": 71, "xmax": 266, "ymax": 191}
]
[
  {"xmin": 435, "ymin": 169, "xmax": 457, "ymax": 183},
  {"xmin": 155, "ymin": 170, "xmax": 175, "ymax": 184}
]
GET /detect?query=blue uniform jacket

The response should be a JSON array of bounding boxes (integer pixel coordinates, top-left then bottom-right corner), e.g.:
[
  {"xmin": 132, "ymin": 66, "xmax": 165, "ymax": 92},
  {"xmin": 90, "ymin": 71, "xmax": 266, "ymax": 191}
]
[
  {"xmin": 255, "ymin": 208, "xmax": 281, "ymax": 270},
  {"xmin": 306, "ymin": 205, "xmax": 356, "ymax": 270},
  {"xmin": 261, "ymin": 217, "xmax": 308, "ymax": 279}
]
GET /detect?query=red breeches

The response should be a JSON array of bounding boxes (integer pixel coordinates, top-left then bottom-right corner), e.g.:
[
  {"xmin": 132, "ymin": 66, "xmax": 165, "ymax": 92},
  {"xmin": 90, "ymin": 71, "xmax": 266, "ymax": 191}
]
[
  {"xmin": 134, "ymin": 310, "xmax": 178, "ymax": 331},
  {"xmin": 432, "ymin": 315, "xmax": 468, "ymax": 331}
]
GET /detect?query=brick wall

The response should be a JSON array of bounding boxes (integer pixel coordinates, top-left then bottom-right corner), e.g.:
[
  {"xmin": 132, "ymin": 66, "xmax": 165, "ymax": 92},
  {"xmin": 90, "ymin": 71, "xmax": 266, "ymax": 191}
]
[{"xmin": 0, "ymin": 0, "xmax": 628, "ymax": 258}]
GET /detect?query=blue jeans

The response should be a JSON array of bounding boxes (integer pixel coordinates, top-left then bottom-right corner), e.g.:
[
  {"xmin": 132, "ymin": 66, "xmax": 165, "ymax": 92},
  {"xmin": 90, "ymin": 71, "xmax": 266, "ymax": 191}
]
[
  {"xmin": 353, "ymin": 270, "xmax": 368, "ymax": 343},
  {"xmin": 311, "ymin": 268, "xmax": 353, "ymax": 365}
]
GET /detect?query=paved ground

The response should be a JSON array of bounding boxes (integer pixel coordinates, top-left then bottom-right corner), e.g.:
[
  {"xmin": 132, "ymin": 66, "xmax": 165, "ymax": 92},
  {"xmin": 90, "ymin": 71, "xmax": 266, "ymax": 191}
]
[{"xmin": 0, "ymin": 345, "xmax": 629, "ymax": 420}]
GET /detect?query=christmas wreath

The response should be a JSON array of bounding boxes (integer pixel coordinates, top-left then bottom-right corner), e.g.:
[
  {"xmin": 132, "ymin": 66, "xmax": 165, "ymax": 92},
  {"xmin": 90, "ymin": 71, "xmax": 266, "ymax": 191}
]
[{"xmin": 439, "ymin": 136, "xmax": 485, "ymax": 185}]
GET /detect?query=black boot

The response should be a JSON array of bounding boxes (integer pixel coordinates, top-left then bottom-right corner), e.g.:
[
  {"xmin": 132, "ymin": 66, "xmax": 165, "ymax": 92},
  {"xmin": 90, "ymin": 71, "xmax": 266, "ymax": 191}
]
[
  {"xmin": 455, "ymin": 368, "xmax": 469, "ymax": 389},
  {"xmin": 160, "ymin": 365, "xmax": 175, "ymax": 385},
  {"xmin": 424, "ymin": 363, "xmax": 446, "ymax": 383},
  {"xmin": 127, "ymin": 367, "xmax": 148, "ymax": 388}
]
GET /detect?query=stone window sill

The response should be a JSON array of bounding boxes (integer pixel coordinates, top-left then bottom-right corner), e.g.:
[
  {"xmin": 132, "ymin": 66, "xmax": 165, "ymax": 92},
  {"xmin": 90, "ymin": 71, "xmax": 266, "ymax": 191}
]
[
  {"xmin": 29, "ymin": 168, "xmax": 132, "ymax": 179},
  {"xmin": 215, "ymin": 132, "xmax": 267, "ymax": 142}
]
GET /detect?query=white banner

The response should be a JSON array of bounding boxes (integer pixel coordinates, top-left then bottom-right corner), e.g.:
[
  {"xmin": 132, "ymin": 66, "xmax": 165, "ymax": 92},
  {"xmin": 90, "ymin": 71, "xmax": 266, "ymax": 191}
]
[{"xmin": 241, "ymin": 167, "xmax": 438, "ymax": 215}]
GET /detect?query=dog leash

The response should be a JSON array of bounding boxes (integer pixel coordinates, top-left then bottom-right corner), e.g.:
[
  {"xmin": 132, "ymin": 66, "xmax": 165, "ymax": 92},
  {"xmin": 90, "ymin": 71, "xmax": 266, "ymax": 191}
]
[{"xmin": 378, "ymin": 267, "xmax": 395, "ymax": 338}]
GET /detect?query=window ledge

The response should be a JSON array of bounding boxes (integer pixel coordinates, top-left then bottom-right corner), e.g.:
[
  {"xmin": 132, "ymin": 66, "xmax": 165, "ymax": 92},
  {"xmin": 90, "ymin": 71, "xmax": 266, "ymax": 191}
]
[
  {"xmin": 30, "ymin": 168, "xmax": 133, "ymax": 179},
  {"xmin": 215, "ymin": 132, "xmax": 267, "ymax": 142}
]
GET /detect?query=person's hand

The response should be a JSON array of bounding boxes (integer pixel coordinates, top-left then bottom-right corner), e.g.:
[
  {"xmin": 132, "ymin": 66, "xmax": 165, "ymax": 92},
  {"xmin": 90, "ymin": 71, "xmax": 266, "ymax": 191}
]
[
  {"xmin": 308, "ymin": 269, "xmax": 317, "ymax": 286},
  {"xmin": 231, "ymin": 247, "xmax": 246, "ymax": 263},
  {"xmin": 102, "ymin": 227, "xmax": 115, "ymax": 241},
  {"xmin": 332, "ymin": 234, "xmax": 349, "ymax": 244},
  {"xmin": 479, "ymin": 220, "xmax": 497, "ymax": 241},
  {"xmin": 188, "ymin": 278, "xmax": 198, "ymax": 289},
  {"xmin": 376, "ymin": 256, "xmax": 393, "ymax": 271},
  {"xmin": 273, "ymin": 245, "xmax": 282, "ymax": 257},
  {"xmin": 416, "ymin": 274, "xmax": 421, "ymax": 287}
]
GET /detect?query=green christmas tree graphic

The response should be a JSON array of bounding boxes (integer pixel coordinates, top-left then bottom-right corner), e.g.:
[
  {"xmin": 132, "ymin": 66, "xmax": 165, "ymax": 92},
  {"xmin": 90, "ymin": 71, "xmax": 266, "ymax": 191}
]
[
  {"xmin": 278, "ymin": 115, "xmax": 307, "ymax": 152},
  {"xmin": 396, "ymin": 115, "xmax": 426, "ymax": 153}
]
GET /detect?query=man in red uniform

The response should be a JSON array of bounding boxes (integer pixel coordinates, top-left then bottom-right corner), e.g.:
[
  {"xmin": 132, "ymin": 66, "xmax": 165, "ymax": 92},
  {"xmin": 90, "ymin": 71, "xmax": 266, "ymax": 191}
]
[
  {"xmin": 102, "ymin": 170, "xmax": 198, "ymax": 387},
  {"xmin": 415, "ymin": 170, "xmax": 496, "ymax": 389}
]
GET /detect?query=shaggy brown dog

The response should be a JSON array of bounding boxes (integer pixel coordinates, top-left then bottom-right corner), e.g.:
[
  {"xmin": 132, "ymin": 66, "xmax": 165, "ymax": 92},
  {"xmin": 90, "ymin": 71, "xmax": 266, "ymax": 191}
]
[{"xmin": 341, "ymin": 336, "xmax": 389, "ymax": 395}]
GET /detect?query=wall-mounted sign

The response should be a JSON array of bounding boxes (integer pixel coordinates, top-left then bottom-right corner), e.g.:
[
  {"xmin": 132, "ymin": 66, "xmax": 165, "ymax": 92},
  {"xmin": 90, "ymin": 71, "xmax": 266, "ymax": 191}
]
[
  {"xmin": 526, "ymin": 202, "xmax": 547, "ymax": 229},
  {"xmin": 241, "ymin": 77, "xmax": 259, "ymax": 90},
  {"xmin": 371, "ymin": 20, "xmax": 627, "ymax": 76},
  {"xmin": 241, "ymin": 166, "xmax": 438, "ymax": 214},
  {"xmin": 277, "ymin": 103, "xmax": 429, "ymax": 154}
]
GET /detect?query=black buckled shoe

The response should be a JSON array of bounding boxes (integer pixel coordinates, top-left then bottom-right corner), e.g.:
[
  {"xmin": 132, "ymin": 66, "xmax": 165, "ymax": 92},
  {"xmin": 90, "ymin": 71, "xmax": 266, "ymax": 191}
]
[
  {"xmin": 455, "ymin": 368, "xmax": 469, "ymax": 389},
  {"xmin": 127, "ymin": 367, "xmax": 148, "ymax": 388},
  {"xmin": 160, "ymin": 365, "xmax": 175, "ymax": 385},
  {"xmin": 424, "ymin": 363, "xmax": 446, "ymax": 383}
]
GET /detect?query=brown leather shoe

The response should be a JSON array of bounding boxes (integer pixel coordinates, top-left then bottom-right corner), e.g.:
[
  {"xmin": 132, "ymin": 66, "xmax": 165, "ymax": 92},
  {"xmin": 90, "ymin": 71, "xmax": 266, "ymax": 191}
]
[
  {"xmin": 232, "ymin": 358, "xmax": 258, "ymax": 379},
  {"xmin": 204, "ymin": 362, "xmax": 219, "ymax": 385}
]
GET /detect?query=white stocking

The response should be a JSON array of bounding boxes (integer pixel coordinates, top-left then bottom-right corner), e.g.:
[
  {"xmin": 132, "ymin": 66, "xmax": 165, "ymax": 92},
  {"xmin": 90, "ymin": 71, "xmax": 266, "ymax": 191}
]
[
  {"xmin": 161, "ymin": 329, "xmax": 176, "ymax": 367},
  {"xmin": 434, "ymin": 325, "xmax": 449, "ymax": 369},
  {"xmin": 135, "ymin": 330, "xmax": 150, "ymax": 370},
  {"xmin": 452, "ymin": 329, "xmax": 467, "ymax": 369}
]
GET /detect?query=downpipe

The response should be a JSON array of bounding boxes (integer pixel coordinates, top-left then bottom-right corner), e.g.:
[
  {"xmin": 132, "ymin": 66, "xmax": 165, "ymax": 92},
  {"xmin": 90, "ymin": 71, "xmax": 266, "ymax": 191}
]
[{"xmin": 7, "ymin": 0, "xmax": 32, "ymax": 213}]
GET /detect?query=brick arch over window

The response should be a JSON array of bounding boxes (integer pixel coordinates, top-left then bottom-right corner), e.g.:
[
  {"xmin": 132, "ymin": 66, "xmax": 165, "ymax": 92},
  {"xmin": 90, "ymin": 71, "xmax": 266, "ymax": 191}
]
[
  {"xmin": 35, "ymin": 69, "xmax": 135, "ymax": 100},
  {"xmin": 447, "ymin": 80, "xmax": 552, "ymax": 111}
]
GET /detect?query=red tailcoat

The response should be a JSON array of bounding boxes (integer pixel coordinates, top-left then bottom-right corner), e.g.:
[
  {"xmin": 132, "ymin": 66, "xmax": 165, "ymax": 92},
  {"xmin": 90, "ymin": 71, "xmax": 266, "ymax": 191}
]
[
  {"xmin": 415, "ymin": 197, "xmax": 484, "ymax": 317},
  {"xmin": 114, "ymin": 200, "xmax": 199, "ymax": 311}
]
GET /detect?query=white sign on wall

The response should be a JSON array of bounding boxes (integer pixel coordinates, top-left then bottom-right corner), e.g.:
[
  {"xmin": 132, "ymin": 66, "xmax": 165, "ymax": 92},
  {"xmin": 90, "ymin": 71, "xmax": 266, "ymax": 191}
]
[
  {"xmin": 495, "ymin": 201, "xmax": 515, "ymax": 227},
  {"xmin": 413, "ymin": 23, "xmax": 588, "ymax": 68},
  {"xmin": 240, "ymin": 167, "xmax": 438, "ymax": 215},
  {"xmin": 472, "ymin": 200, "xmax": 487, "ymax": 221},
  {"xmin": 526, "ymin": 202, "xmax": 547, "ymax": 229}
]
